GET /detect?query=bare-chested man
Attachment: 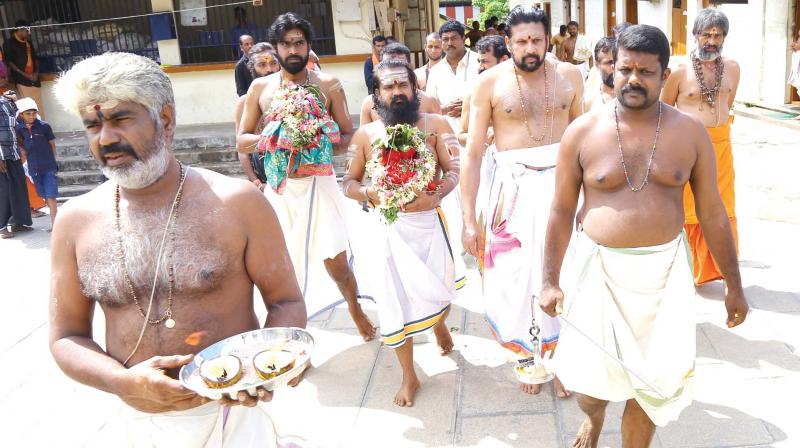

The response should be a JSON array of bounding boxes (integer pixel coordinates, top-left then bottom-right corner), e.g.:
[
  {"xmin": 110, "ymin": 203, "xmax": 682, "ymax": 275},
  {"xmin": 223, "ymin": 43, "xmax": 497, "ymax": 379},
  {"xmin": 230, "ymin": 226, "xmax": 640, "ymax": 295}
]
[
  {"xmin": 661, "ymin": 8, "xmax": 740, "ymax": 286},
  {"xmin": 561, "ymin": 20, "xmax": 593, "ymax": 78},
  {"xmin": 49, "ymin": 52, "xmax": 306, "ymax": 446},
  {"xmin": 344, "ymin": 60, "xmax": 460, "ymax": 407},
  {"xmin": 359, "ymin": 42, "xmax": 441, "ymax": 127},
  {"xmin": 414, "ymin": 33, "xmax": 443, "ymax": 91},
  {"xmin": 238, "ymin": 13, "xmax": 376, "ymax": 341},
  {"xmin": 235, "ymin": 42, "xmax": 281, "ymax": 192},
  {"xmin": 584, "ymin": 37, "xmax": 616, "ymax": 112},
  {"xmin": 541, "ymin": 25, "xmax": 748, "ymax": 448},
  {"xmin": 461, "ymin": 6, "xmax": 583, "ymax": 397}
]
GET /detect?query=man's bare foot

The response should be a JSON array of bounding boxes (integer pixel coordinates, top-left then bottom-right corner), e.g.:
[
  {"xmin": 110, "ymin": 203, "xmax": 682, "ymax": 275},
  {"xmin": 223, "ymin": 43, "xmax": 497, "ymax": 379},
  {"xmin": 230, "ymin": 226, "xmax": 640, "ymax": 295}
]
[
  {"xmin": 393, "ymin": 375, "xmax": 421, "ymax": 407},
  {"xmin": 0, "ymin": 228, "xmax": 14, "ymax": 239},
  {"xmin": 348, "ymin": 304, "xmax": 376, "ymax": 341},
  {"xmin": 31, "ymin": 210, "xmax": 46, "ymax": 218},
  {"xmin": 572, "ymin": 416, "xmax": 602, "ymax": 448},
  {"xmin": 520, "ymin": 382, "xmax": 543, "ymax": 394},
  {"xmin": 554, "ymin": 376, "xmax": 571, "ymax": 398},
  {"xmin": 433, "ymin": 321, "xmax": 454, "ymax": 355}
]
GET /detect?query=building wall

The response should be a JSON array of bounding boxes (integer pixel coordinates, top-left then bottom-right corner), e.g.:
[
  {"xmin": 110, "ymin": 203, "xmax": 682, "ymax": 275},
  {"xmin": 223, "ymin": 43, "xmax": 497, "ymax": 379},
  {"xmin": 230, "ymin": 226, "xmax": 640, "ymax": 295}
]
[
  {"xmin": 42, "ymin": 60, "xmax": 368, "ymax": 132},
  {"xmin": 637, "ymin": 0, "xmax": 671, "ymax": 39},
  {"xmin": 332, "ymin": 0, "xmax": 373, "ymax": 55}
]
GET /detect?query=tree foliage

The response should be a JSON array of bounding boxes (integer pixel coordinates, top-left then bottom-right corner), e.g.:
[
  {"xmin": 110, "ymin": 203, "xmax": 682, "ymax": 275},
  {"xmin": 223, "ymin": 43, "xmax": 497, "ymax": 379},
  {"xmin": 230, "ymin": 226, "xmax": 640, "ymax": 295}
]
[{"xmin": 471, "ymin": 0, "xmax": 509, "ymax": 29}]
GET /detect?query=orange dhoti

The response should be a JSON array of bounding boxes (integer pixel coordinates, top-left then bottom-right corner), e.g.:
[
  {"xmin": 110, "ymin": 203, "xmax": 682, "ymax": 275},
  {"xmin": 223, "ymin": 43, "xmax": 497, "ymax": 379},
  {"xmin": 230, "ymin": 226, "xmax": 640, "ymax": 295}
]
[{"xmin": 683, "ymin": 122, "xmax": 737, "ymax": 286}]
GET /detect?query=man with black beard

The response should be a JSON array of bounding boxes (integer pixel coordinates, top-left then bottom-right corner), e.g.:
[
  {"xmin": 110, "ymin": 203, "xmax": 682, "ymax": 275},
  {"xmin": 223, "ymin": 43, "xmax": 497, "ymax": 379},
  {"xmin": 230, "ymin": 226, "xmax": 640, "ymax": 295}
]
[
  {"xmin": 343, "ymin": 59, "xmax": 461, "ymax": 407},
  {"xmin": 541, "ymin": 25, "xmax": 746, "ymax": 447},
  {"xmin": 661, "ymin": 8, "xmax": 741, "ymax": 287},
  {"xmin": 460, "ymin": 5, "xmax": 583, "ymax": 397},
  {"xmin": 585, "ymin": 37, "xmax": 616, "ymax": 111},
  {"xmin": 237, "ymin": 13, "xmax": 377, "ymax": 342}
]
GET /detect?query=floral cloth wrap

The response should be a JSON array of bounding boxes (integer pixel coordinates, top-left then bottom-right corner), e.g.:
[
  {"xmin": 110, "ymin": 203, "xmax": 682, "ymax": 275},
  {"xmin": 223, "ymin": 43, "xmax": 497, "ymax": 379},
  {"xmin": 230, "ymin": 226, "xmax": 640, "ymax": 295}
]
[{"xmin": 258, "ymin": 82, "xmax": 340, "ymax": 194}]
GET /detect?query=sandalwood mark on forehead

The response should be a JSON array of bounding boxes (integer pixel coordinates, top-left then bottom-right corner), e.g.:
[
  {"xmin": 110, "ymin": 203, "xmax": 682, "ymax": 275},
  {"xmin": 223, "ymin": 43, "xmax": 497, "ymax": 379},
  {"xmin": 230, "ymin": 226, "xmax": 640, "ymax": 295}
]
[
  {"xmin": 282, "ymin": 30, "xmax": 305, "ymax": 42},
  {"xmin": 380, "ymin": 69, "xmax": 410, "ymax": 85}
]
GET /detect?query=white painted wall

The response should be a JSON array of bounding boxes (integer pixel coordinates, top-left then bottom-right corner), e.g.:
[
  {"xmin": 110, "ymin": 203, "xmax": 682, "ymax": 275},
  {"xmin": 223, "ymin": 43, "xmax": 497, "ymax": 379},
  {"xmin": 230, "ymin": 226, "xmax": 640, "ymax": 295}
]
[
  {"xmin": 584, "ymin": 0, "xmax": 606, "ymax": 45},
  {"xmin": 42, "ymin": 61, "xmax": 368, "ymax": 133},
  {"xmin": 637, "ymin": 0, "xmax": 671, "ymax": 42},
  {"xmin": 331, "ymin": 0, "xmax": 373, "ymax": 55}
]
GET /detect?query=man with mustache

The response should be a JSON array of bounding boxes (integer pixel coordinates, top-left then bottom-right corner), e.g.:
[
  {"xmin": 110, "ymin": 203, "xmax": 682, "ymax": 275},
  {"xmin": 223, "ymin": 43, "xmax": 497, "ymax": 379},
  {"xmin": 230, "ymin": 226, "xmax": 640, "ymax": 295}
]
[
  {"xmin": 238, "ymin": 13, "xmax": 377, "ymax": 342},
  {"xmin": 661, "ymin": 8, "xmax": 740, "ymax": 287},
  {"xmin": 541, "ymin": 25, "xmax": 747, "ymax": 447},
  {"xmin": 461, "ymin": 5, "xmax": 583, "ymax": 397},
  {"xmin": 49, "ymin": 52, "xmax": 306, "ymax": 445},
  {"xmin": 359, "ymin": 42, "xmax": 442, "ymax": 126},
  {"xmin": 414, "ymin": 32, "xmax": 443, "ymax": 91},
  {"xmin": 584, "ymin": 37, "xmax": 616, "ymax": 111},
  {"xmin": 343, "ymin": 60, "xmax": 461, "ymax": 407},
  {"xmin": 426, "ymin": 20, "xmax": 480, "ymax": 134},
  {"xmin": 561, "ymin": 21, "xmax": 593, "ymax": 79}
]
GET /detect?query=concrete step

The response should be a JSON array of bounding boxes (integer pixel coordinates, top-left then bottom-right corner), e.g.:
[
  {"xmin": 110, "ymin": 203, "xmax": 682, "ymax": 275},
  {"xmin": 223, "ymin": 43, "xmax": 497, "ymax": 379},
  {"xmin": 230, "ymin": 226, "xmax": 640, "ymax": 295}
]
[
  {"xmin": 57, "ymin": 162, "xmax": 246, "ymax": 199},
  {"xmin": 56, "ymin": 149, "xmax": 241, "ymax": 172}
]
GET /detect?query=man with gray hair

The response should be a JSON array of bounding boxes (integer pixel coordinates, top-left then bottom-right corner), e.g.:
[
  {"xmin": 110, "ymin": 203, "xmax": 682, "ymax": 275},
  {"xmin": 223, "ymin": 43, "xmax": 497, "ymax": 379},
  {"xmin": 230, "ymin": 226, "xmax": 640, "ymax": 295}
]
[
  {"xmin": 49, "ymin": 52, "xmax": 306, "ymax": 446},
  {"xmin": 661, "ymin": 8, "xmax": 741, "ymax": 286}
]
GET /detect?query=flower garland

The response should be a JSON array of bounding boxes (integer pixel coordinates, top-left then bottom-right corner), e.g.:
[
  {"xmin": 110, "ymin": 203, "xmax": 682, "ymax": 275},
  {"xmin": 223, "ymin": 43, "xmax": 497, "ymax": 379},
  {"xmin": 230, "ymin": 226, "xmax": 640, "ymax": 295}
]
[
  {"xmin": 365, "ymin": 123, "xmax": 439, "ymax": 225},
  {"xmin": 258, "ymin": 82, "xmax": 339, "ymax": 194}
]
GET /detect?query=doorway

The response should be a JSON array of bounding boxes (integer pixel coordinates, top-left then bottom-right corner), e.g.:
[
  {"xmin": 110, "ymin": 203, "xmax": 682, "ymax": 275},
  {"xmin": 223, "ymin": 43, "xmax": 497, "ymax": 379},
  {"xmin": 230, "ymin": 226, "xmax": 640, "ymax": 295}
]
[
  {"xmin": 671, "ymin": 0, "xmax": 688, "ymax": 55},
  {"xmin": 606, "ymin": 0, "xmax": 616, "ymax": 36},
  {"xmin": 625, "ymin": 0, "xmax": 638, "ymax": 24}
]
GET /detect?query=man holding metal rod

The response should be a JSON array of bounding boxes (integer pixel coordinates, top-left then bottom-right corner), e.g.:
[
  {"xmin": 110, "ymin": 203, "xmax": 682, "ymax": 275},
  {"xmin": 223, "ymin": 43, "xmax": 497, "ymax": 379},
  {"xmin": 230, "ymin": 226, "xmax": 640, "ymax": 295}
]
[{"xmin": 540, "ymin": 25, "xmax": 748, "ymax": 448}]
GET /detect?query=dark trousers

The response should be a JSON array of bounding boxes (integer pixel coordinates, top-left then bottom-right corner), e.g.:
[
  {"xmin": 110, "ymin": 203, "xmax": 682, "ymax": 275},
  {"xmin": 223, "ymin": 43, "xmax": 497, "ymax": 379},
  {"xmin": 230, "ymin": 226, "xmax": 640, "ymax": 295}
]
[{"xmin": 0, "ymin": 159, "xmax": 32, "ymax": 227}]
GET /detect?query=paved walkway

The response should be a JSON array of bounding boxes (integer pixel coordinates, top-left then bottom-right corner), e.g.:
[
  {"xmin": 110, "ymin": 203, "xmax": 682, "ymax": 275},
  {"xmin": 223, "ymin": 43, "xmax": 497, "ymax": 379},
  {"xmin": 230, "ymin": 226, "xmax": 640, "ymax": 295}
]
[{"xmin": 1, "ymin": 116, "xmax": 798, "ymax": 447}]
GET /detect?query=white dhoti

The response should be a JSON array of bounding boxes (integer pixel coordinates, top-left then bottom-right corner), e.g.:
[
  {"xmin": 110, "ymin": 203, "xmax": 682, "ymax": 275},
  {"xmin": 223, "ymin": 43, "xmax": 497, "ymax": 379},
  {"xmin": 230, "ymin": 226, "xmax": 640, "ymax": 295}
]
[
  {"xmin": 264, "ymin": 174, "xmax": 351, "ymax": 317},
  {"xmin": 90, "ymin": 401, "xmax": 276, "ymax": 447},
  {"xmin": 440, "ymin": 187, "xmax": 467, "ymax": 289},
  {"xmin": 481, "ymin": 145, "xmax": 561, "ymax": 358},
  {"xmin": 554, "ymin": 231, "xmax": 696, "ymax": 427},
  {"xmin": 355, "ymin": 209, "xmax": 456, "ymax": 347}
]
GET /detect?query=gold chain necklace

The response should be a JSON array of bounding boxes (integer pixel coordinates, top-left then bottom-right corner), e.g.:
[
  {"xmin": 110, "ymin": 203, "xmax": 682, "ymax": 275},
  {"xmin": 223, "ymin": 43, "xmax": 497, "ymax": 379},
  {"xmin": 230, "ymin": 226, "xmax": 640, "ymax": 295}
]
[
  {"xmin": 614, "ymin": 101, "xmax": 662, "ymax": 192},
  {"xmin": 514, "ymin": 62, "xmax": 551, "ymax": 144},
  {"xmin": 114, "ymin": 163, "xmax": 187, "ymax": 328}
]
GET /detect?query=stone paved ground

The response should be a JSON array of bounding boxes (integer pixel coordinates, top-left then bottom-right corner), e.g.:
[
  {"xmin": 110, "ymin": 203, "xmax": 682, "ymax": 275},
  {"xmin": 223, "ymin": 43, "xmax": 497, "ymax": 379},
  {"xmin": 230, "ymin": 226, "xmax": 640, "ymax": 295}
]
[{"xmin": 1, "ymin": 116, "xmax": 798, "ymax": 447}]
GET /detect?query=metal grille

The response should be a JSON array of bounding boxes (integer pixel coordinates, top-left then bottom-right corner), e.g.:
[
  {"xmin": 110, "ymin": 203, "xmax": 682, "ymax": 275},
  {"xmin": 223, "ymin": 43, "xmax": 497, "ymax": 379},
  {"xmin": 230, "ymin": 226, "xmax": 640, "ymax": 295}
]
[
  {"xmin": 1, "ymin": 0, "xmax": 159, "ymax": 73},
  {"xmin": 175, "ymin": 0, "xmax": 336, "ymax": 64}
]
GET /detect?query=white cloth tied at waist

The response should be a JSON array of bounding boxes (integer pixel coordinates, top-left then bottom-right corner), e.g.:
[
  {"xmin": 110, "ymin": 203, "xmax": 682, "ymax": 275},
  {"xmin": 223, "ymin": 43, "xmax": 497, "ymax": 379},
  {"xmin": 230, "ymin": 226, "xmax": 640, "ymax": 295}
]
[
  {"xmin": 88, "ymin": 401, "xmax": 277, "ymax": 448},
  {"xmin": 492, "ymin": 143, "xmax": 560, "ymax": 171},
  {"xmin": 554, "ymin": 231, "xmax": 696, "ymax": 426}
]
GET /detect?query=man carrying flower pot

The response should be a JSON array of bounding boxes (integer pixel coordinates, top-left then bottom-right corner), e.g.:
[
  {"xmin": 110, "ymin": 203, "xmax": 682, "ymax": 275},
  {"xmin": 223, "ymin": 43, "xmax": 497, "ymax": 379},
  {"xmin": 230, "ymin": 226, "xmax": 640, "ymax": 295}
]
[
  {"xmin": 343, "ymin": 59, "xmax": 461, "ymax": 407},
  {"xmin": 237, "ymin": 13, "xmax": 377, "ymax": 342}
]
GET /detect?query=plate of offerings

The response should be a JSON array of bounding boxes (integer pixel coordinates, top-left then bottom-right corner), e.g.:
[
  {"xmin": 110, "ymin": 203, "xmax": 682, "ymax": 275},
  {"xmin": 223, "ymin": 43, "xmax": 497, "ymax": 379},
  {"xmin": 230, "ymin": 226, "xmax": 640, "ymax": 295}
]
[{"xmin": 179, "ymin": 327, "xmax": 313, "ymax": 400}]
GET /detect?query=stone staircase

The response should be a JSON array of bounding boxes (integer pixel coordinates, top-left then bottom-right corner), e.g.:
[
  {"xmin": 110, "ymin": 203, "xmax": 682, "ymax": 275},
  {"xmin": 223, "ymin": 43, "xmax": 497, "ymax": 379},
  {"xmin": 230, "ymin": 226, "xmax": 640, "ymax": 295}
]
[{"xmin": 55, "ymin": 122, "xmax": 350, "ymax": 199}]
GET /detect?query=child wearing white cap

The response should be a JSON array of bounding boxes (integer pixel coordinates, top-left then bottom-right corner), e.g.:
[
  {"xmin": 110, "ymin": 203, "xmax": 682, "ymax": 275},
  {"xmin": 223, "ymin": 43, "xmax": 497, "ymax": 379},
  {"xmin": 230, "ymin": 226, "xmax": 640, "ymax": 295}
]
[{"xmin": 15, "ymin": 97, "xmax": 58, "ymax": 229}]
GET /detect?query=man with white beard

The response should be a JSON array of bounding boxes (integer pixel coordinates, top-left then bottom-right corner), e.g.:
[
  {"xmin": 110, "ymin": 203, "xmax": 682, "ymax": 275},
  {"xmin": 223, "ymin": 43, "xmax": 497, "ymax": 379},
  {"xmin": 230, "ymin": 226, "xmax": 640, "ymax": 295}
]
[
  {"xmin": 661, "ymin": 8, "xmax": 741, "ymax": 286},
  {"xmin": 49, "ymin": 52, "xmax": 306, "ymax": 447}
]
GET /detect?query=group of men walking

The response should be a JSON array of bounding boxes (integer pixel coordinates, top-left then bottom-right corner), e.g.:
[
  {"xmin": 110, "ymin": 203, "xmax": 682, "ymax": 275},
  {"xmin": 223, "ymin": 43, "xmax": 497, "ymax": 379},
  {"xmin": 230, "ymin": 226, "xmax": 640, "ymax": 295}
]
[{"xmin": 46, "ymin": 6, "xmax": 748, "ymax": 448}]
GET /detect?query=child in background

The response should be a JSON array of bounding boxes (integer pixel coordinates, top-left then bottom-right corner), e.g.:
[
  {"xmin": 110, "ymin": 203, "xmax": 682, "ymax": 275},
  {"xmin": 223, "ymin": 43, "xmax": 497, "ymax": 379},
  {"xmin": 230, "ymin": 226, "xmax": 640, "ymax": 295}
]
[{"xmin": 15, "ymin": 98, "xmax": 58, "ymax": 229}]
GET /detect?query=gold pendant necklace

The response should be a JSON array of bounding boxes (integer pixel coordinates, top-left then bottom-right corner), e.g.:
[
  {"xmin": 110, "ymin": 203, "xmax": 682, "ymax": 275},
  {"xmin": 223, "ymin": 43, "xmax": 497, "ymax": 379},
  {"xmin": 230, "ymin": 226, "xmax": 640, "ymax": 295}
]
[{"xmin": 114, "ymin": 163, "xmax": 187, "ymax": 328}]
